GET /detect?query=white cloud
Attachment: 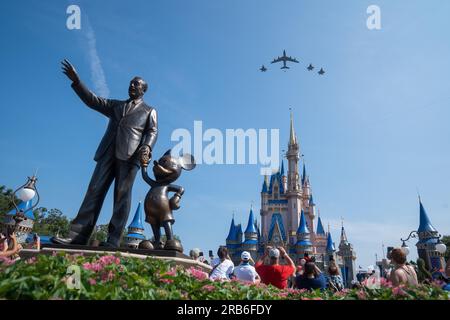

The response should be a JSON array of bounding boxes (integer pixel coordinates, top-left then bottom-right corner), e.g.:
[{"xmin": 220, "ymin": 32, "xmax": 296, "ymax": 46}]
[{"xmin": 83, "ymin": 16, "xmax": 109, "ymax": 97}]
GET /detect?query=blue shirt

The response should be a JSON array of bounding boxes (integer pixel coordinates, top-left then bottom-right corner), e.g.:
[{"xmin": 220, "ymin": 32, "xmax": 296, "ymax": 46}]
[{"xmin": 295, "ymin": 273, "xmax": 327, "ymax": 291}]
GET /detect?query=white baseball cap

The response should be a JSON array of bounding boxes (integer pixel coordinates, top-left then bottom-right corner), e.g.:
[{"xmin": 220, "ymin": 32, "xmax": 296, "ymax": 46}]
[
  {"xmin": 241, "ymin": 251, "xmax": 251, "ymax": 261},
  {"xmin": 269, "ymin": 248, "xmax": 280, "ymax": 258}
]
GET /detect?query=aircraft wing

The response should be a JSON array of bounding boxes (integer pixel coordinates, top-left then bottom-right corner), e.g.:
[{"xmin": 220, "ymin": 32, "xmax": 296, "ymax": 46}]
[
  {"xmin": 286, "ymin": 56, "xmax": 299, "ymax": 63},
  {"xmin": 271, "ymin": 57, "xmax": 284, "ymax": 64}
]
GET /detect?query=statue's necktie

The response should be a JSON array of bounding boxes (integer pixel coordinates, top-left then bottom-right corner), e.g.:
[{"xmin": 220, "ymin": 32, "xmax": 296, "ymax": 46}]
[{"xmin": 125, "ymin": 101, "xmax": 134, "ymax": 116}]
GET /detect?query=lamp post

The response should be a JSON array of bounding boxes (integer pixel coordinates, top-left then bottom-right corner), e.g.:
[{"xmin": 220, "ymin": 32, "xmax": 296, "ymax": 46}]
[
  {"xmin": 400, "ymin": 230, "xmax": 447, "ymax": 269},
  {"xmin": 8, "ymin": 175, "xmax": 40, "ymax": 234}
]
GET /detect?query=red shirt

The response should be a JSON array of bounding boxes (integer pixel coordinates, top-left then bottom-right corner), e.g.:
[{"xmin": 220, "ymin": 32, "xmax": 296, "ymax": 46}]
[{"xmin": 255, "ymin": 262, "xmax": 295, "ymax": 289}]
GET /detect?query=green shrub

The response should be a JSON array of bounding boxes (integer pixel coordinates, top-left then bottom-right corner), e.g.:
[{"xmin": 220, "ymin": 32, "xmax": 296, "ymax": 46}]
[{"xmin": 0, "ymin": 254, "xmax": 448, "ymax": 300}]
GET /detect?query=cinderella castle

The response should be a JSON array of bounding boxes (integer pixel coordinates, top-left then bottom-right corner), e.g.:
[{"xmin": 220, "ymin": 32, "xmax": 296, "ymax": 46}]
[{"xmin": 225, "ymin": 113, "xmax": 357, "ymax": 287}]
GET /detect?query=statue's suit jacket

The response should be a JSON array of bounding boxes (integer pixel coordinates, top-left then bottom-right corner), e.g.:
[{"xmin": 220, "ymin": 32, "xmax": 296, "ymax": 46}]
[{"xmin": 71, "ymin": 81, "xmax": 158, "ymax": 164}]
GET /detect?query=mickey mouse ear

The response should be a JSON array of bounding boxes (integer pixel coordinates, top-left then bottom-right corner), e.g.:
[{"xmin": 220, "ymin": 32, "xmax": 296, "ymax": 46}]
[{"xmin": 179, "ymin": 154, "xmax": 196, "ymax": 171}]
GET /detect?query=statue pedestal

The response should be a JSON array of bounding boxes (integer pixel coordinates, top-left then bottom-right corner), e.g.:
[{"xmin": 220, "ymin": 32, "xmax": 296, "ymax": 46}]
[{"xmin": 18, "ymin": 243, "xmax": 212, "ymax": 272}]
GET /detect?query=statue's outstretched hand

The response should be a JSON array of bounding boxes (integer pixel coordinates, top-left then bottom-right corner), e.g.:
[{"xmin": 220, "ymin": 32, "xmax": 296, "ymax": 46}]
[{"xmin": 61, "ymin": 59, "xmax": 80, "ymax": 84}]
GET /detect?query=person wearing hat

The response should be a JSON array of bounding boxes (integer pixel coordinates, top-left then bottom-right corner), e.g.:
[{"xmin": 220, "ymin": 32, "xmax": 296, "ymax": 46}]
[
  {"xmin": 232, "ymin": 251, "xmax": 261, "ymax": 284},
  {"xmin": 255, "ymin": 246, "xmax": 295, "ymax": 289}
]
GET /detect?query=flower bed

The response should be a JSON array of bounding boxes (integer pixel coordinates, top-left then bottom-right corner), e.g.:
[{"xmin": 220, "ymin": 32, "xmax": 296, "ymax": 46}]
[{"xmin": 0, "ymin": 253, "xmax": 448, "ymax": 300}]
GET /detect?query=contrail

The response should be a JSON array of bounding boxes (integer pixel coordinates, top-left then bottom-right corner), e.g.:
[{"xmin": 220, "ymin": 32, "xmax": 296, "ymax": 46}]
[{"xmin": 83, "ymin": 15, "xmax": 110, "ymax": 97}]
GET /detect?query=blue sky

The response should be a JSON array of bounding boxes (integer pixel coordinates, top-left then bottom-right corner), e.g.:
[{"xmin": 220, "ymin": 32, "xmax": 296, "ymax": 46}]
[{"xmin": 1, "ymin": 0, "xmax": 449, "ymax": 268}]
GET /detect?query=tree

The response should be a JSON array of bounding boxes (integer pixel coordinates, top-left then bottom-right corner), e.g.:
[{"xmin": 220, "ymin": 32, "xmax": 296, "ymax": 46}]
[
  {"xmin": 32, "ymin": 207, "xmax": 70, "ymax": 237},
  {"xmin": 0, "ymin": 185, "xmax": 20, "ymax": 220},
  {"xmin": 90, "ymin": 224, "xmax": 109, "ymax": 243}
]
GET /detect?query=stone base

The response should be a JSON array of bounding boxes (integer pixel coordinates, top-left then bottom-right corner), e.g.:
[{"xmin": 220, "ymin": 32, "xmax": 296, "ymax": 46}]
[
  {"xmin": 18, "ymin": 244, "xmax": 212, "ymax": 272},
  {"xmin": 41, "ymin": 243, "xmax": 189, "ymax": 258}
]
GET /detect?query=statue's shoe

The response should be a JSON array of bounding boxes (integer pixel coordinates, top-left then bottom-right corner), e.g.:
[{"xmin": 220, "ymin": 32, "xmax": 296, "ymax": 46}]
[
  {"xmin": 164, "ymin": 239, "xmax": 183, "ymax": 252},
  {"xmin": 51, "ymin": 236, "xmax": 87, "ymax": 246},
  {"xmin": 138, "ymin": 240, "xmax": 154, "ymax": 250}
]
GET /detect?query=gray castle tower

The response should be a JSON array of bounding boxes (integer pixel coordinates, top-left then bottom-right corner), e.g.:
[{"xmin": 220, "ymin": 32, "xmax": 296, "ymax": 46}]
[
  {"xmin": 337, "ymin": 222, "xmax": 357, "ymax": 287},
  {"xmin": 416, "ymin": 199, "xmax": 446, "ymax": 271},
  {"xmin": 124, "ymin": 202, "xmax": 146, "ymax": 249}
]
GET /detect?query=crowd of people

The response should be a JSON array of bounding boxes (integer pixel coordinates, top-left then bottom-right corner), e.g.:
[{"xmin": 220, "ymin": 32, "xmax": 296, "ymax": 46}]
[{"xmin": 193, "ymin": 245, "xmax": 450, "ymax": 292}]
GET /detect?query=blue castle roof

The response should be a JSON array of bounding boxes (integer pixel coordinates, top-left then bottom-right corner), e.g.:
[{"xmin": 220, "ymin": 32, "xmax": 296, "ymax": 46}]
[
  {"xmin": 326, "ymin": 232, "xmax": 335, "ymax": 252},
  {"xmin": 244, "ymin": 207, "xmax": 257, "ymax": 234},
  {"xmin": 418, "ymin": 200, "xmax": 436, "ymax": 233},
  {"xmin": 316, "ymin": 217, "xmax": 325, "ymax": 235},
  {"xmin": 268, "ymin": 213, "xmax": 287, "ymax": 242},
  {"xmin": 261, "ymin": 179, "xmax": 268, "ymax": 193},
  {"xmin": 297, "ymin": 210, "xmax": 309, "ymax": 234},
  {"xmin": 226, "ymin": 217, "xmax": 237, "ymax": 241},
  {"xmin": 128, "ymin": 202, "xmax": 144, "ymax": 230},
  {"xmin": 296, "ymin": 239, "xmax": 312, "ymax": 246},
  {"xmin": 280, "ymin": 160, "xmax": 285, "ymax": 176},
  {"xmin": 7, "ymin": 200, "xmax": 34, "ymax": 220},
  {"xmin": 126, "ymin": 233, "xmax": 146, "ymax": 240}
]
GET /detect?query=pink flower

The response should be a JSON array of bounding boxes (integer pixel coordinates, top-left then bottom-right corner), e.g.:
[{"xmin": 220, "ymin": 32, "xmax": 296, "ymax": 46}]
[
  {"xmin": 162, "ymin": 267, "xmax": 177, "ymax": 277},
  {"xmin": 186, "ymin": 267, "xmax": 208, "ymax": 280},
  {"xmin": 202, "ymin": 284, "xmax": 215, "ymax": 292},
  {"xmin": 26, "ymin": 257, "xmax": 37, "ymax": 264},
  {"xmin": 82, "ymin": 262, "xmax": 103, "ymax": 272},
  {"xmin": 100, "ymin": 270, "xmax": 115, "ymax": 282},
  {"xmin": 0, "ymin": 256, "xmax": 16, "ymax": 266},
  {"xmin": 99, "ymin": 255, "xmax": 120, "ymax": 266},
  {"xmin": 392, "ymin": 286, "xmax": 407, "ymax": 297},
  {"xmin": 52, "ymin": 251, "xmax": 58, "ymax": 257},
  {"xmin": 160, "ymin": 278, "xmax": 174, "ymax": 284},
  {"xmin": 88, "ymin": 278, "xmax": 97, "ymax": 285},
  {"xmin": 379, "ymin": 277, "xmax": 392, "ymax": 288},
  {"xmin": 357, "ymin": 289, "xmax": 367, "ymax": 300}
]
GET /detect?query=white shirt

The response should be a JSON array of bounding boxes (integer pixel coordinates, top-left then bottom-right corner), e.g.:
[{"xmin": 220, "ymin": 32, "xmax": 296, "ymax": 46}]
[
  {"xmin": 209, "ymin": 258, "xmax": 234, "ymax": 280},
  {"xmin": 233, "ymin": 262, "xmax": 259, "ymax": 283}
]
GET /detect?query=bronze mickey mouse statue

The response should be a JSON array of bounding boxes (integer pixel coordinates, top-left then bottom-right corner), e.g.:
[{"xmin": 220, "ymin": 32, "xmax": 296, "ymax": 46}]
[{"xmin": 140, "ymin": 149, "xmax": 195, "ymax": 252}]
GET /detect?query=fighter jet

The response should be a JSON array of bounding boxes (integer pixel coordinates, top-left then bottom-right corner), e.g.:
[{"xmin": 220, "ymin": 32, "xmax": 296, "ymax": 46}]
[
  {"xmin": 318, "ymin": 68, "xmax": 325, "ymax": 75},
  {"xmin": 271, "ymin": 50, "xmax": 299, "ymax": 70},
  {"xmin": 260, "ymin": 65, "xmax": 267, "ymax": 72},
  {"xmin": 307, "ymin": 64, "xmax": 314, "ymax": 71}
]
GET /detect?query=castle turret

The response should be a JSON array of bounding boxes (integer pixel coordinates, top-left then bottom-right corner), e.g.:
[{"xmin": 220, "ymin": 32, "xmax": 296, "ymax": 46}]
[
  {"xmin": 324, "ymin": 231, "xmax": 336, "ymax": 272},
  {"xmin": 286, "ymin": 112, "xmax": 302, "ymax": 247},
  {"xmin": 296, "ymin": 210, "xmax": 313, "ymax": 257},
  {"xmin": 416, "ymin": 199, "xmax": 446, "ymax": 271},
  {"xmin": 124, "ymin": 202, "xmax": 146, "ymax": 249},
  {"xmin": 242, "ymin": 206, "xmax": 259, "ymax": 260},
  {"xmin": 337, "ymin": 221, "xmax": 356, "ymax": 288}
]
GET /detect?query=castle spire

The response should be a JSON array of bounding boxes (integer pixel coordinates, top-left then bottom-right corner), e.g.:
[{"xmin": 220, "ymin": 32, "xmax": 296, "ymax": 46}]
[
  {"xmin": 244, "ymin": 205, "xmax": 257, "ymax": 234},
  {"xmin": 418, "ymin": 199, "xmax": 436, "ymax": 233},
  {"xmin": 128, "ymin": 201, "xmax": 144, "ymax": 230},
  {"xmin": 226, "ymin": 215, "xmax": 237, "ymax": 241},
  {"xmin": 326, "ymin": 231, "xmax": 335, "ymax": 252},
  {"xmin": 289, "ymin": 110, "xmax": 297, "ymax": 146},
  {"xmin": 316, "ymin": 216, "xmax": 325, "ymax": 235},
  {"xmin": 297, "ymin": 210, "xmax": 309, "ymax": 234},
  {"xmin": 340, "ymin": 218, "xmax": 348, "ymax": 244},
  {"xmin": 124, "ymin": 202, "xmax": 146, "ymax": 248},
  {"xmin": 280, "ymin": 160, "xmax": 285, "ymax": 176}
]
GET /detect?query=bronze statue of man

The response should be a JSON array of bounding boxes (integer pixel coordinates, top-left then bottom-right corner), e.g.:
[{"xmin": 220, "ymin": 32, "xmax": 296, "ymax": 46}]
[{"xmin": 52, "ymin": 59, "xmax": 157, "ymax": 248}]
